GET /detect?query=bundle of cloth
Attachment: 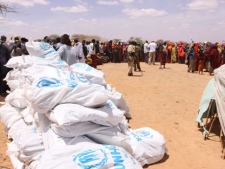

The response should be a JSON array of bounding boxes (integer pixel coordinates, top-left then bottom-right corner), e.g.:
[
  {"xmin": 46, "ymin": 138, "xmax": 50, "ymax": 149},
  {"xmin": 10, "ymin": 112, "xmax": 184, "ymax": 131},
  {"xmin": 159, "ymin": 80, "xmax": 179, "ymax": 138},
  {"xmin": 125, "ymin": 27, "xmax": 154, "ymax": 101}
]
[{"xmin": 0, "ymin": 41, "xmax": 167, "ymax": 169}]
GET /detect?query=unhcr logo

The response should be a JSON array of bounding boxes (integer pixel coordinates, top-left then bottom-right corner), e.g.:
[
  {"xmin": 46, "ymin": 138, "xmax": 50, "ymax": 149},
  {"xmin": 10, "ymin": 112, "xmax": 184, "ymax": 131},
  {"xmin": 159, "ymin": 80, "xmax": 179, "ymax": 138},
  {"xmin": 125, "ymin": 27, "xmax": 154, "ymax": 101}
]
[
  {"xmin": 76, "ymin": 73, "xmax": 89, "ymax": 83},
  {"xmin": 129, "ymin": 132, "xmax": 142, "ymax": 142},
  {"xmin": 136, "ymin": 130, "xmax": 154, "ymax": 138},
  {"xmin": 37, "ymin": 77, "xmax": 62, "ymax": 88},
  {"xmin": 73, "ymin": 149, "xmax": 108, "ymax": 169}
]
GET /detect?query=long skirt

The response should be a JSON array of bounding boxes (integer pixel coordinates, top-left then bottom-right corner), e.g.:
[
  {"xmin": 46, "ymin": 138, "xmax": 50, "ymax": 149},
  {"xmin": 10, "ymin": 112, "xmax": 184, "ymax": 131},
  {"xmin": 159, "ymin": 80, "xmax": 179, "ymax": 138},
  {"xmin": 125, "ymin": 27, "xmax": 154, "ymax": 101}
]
[{"xmin": 161, "ymin": 51, "xmax": 167, "ymax": 65}]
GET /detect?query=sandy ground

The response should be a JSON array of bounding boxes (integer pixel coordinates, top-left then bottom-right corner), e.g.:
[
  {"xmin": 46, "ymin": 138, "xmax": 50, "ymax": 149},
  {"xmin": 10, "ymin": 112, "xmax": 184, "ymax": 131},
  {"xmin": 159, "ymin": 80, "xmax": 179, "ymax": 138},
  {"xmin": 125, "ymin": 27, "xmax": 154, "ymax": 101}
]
[{"xmin": 0, "ymin": 62, "xmax": 224, "ymax": 169}]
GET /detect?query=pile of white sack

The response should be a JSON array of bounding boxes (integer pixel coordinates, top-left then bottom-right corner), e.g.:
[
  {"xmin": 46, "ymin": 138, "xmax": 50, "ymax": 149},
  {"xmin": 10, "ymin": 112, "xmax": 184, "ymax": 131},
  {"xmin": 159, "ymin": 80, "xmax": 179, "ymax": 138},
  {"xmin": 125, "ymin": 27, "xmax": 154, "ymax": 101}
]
[{"xmin": 0, "ymin": 41, "xmax": 167, "ymax": 169}]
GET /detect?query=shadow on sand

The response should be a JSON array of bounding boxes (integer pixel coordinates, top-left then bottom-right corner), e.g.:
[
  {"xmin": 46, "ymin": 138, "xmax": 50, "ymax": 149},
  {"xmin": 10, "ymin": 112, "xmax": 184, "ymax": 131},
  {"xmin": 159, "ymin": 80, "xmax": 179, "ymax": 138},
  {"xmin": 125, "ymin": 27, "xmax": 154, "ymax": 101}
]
[{"xmin": 143, "ymin": 153, "xmax": 170, "ymax": 168}]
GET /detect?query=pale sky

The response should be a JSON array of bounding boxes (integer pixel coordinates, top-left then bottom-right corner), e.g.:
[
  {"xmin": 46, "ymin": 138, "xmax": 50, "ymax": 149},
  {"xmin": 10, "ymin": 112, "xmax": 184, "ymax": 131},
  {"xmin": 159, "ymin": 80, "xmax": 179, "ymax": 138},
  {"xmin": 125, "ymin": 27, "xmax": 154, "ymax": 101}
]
[{"xmin": 1, "ymin": 0, "xmax": 225, "ymax": 43}]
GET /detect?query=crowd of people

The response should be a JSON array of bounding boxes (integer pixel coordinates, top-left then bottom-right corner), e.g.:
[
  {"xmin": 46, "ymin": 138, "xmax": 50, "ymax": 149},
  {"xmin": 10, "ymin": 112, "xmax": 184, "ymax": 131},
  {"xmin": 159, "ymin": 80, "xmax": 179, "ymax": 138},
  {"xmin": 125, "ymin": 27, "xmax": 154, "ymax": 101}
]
[
  {"xmin": 0, "ymin": 34, "xmax": 225, "ymax": 93},
  {"xmin": 143, "ymin": 40, "xmax": 225, "ymax": 76}
]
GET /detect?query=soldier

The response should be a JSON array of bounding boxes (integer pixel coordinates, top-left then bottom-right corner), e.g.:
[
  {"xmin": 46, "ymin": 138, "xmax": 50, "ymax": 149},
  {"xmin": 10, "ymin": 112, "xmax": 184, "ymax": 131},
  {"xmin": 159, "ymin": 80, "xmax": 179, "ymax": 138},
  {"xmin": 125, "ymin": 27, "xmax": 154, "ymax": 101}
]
[
  {"xmin": 133, "ymin": 42, "xmax": 142, "ymax": 71},
  {"xmin": 126, "ymin": 41, "xmax": 136, "ymax": 76}
]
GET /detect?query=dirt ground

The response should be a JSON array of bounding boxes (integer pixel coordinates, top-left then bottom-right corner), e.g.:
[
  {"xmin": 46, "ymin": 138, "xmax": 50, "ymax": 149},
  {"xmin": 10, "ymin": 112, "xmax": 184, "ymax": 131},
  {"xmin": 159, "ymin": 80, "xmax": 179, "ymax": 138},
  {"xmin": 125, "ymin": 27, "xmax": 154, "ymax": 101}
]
[{"xmin": 0, "ymin": 62, "xmax": 224, "ymax": 169}]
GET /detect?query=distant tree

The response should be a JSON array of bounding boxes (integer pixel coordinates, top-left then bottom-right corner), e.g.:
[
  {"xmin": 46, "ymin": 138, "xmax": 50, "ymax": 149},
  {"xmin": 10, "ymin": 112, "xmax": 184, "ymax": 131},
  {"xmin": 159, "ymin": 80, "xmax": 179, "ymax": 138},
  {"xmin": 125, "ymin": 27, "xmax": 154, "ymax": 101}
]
[
  {"xmin": 0, "ymin": 2, "xmax": 17, "ymax": 16},
  {"xmin": 87, "ymin": 35, "xmax": 102, "ymax": 41},
  {"xmin": 71, "ymin": 34, "xmax": 102, "ymax": 42},
  {"xmin": 127, "ymin": 37, "xmax": 143, "ymax": 45},
  {"xmin": 127, "ymin": 37, "xmax": 134, "ymax": 43},
  {"xmin": 112, "ymin": 38, "xmax": 121, "ymax": 44},
  {"xmin": 71, "ymin": 34, "xmax": 87, "ymax": 41},
  {"xmin": 156, "ymin": 39, "xmax": 164, "ymax": 44}
]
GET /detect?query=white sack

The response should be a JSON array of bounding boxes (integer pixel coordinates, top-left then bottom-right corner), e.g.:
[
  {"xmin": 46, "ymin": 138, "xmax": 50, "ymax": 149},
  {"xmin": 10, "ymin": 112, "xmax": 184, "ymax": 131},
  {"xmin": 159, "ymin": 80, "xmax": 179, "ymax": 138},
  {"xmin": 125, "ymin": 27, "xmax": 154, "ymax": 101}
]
[
  {"xmin": 5, "ymin": 89, "xmax": 27, "ymax": 108},
  {"xmin": 21, "ymin": 64, "xmax": 65, "ymax": 85},
  {"xmin": 7, "ymin": 79, "xmax": 20, "ymax": 92},
  {"xmin": 21, "ymin": 58, "xmax": 69, "ymax": 82},
  {"xmin": 117, "ymin": 117, "xmax": 130, "ymax": 134},
  {"xmin": 86, "ymin": 126, "xmax": 133, "ymax": 154},
  {"xmin": 33, "ymin": 56, "xmax": 68, "ymax": 70},
  {"xmin": 6, "ymin": 142, "xmax": 24, "ymax": 169},
  {"xmin": 48, "ymin": 100, "xmax": 124, "ymax": 126},
  {"xmin": 13, "ymin": 126, "xmax": 45, "ymax": 164},
  {"xmin": 34, "ymin": 113, "xmax": 51, "ymax": 134},
  {"xmin": 5, "ymin": 69, "xmax": 33, "ymax": 88},
  {"xmin": 5, "ymin": 59, "xmax": 68, "ymax": 89},
  {"xmin": 25, "ymin": 74, "xmax": 108, "ymax": 114},
  {"xmin": 50, "ymin": 121, "xmax": 110, "ymax": 138},
  {"xmin": 70, "ymin": 63, "xmax": 106, "ymax": 85},
  {"xmin": 4, "ymin": 69, "xmax": 29, "ymax": 90},
  {"xmin": 0, "ymin": 103, "xmax": 22, "ymax": 129},
  {"xmin": 19, "ymin": 107, "xmax": 34, "ymax": 123},
  {"xmin": 128, "ymin": 127, "xmax": 167, "ymax": 166},
  {"xmin": 36, "ymin": 144, "xmax": 142, "ymax": 169},
  {"xmin": 5, "ymin": 55, "xmax": 33, "ymax": 69},
  {"xmin": 8, "ymin": 154, "xmax": 25, "ymax": 169},
  {"xmin": 7, "ymin": 118, "xmax": 28, "ymax": 139},
  {"xmin": 105, "ymin": 84, "xmax": 131, "ymax": 119},
  {"xmin": 42, "ymin": 128, "xmax": 94, "ymax": 150},
  {"xmin": 4, "ymin": 69, "xmax": 21, "ymax": 81},
  {"xmin": 25, "ymin": 41, "xmax": 60, "ymax": 60}
]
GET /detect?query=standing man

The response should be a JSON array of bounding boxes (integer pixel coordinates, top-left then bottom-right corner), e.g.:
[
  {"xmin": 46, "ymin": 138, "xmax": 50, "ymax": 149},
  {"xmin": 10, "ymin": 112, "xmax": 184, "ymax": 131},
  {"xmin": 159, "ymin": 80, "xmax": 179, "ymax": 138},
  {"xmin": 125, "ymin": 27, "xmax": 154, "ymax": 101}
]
[
  {"xmin": 127, "ymin": 41, "xmax": 136, "ymax": 76},
  {"xmin": 112, "ymin": 42, "xmax": 122, "ymax": 63},
  {"xmin": 89, "ymin": 39, "xmax": 97, "ymax": 68},
  {"xmin": 1, "ymin": 35, "xmax": 10, "ymax": 50},
  {"xmin": 144, "ymin": 41, "xmax": 149, "ymax": 64},
  {"xmin": 0, "ymin": 36, "xmax": 11, "ymax": 95},
  {"xmin": 148, "ymin": 40, "xmax": 157, "ymax": 65},
  {"xmin": 82, "ymin": 40, "xmax": 88, "ymax": 59},
  {"xmin": 99, "ymin": 42, "xmax": 104, "ymax": 56},
  {"xmin": 106, "ymin": 40, "xmax": 113, "ymax": 62},
  {"xmin": 134, "ymin": 42, "xmax": 142, "ymax": 71},
  {"xmin": 187, "ymin": 44, "xmax": 195, "ymax": 73},
  {"xmin": 21, "ymin": 37, "xmax": 29, "ymax": 55},
  {"xmin": 74, "ymin": 38, "xmax": 85, "ymax": 63},
  {"xmin": 95, "ymin": 40, "xmax": 100, "ymax": 55}
]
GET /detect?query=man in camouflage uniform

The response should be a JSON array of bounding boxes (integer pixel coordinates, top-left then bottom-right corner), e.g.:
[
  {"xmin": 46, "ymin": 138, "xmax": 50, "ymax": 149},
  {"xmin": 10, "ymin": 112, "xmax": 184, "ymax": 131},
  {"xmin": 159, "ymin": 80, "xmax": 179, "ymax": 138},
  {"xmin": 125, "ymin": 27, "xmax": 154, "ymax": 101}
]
[
  {"xmin": 133, "ymin": 42, "xmax": 142, "ymax": 71},
  {"xmin": 126, "ymin": 41, "xmax": 136, "ymax": 76}
]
